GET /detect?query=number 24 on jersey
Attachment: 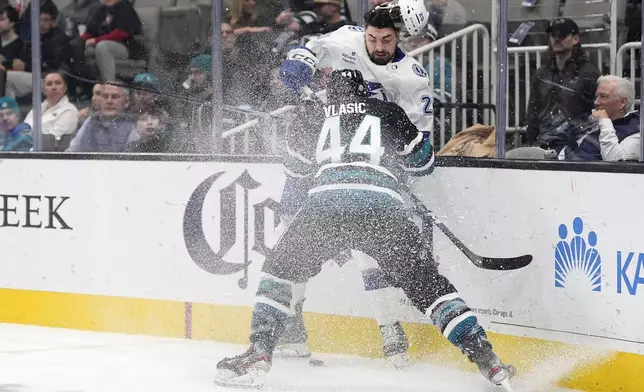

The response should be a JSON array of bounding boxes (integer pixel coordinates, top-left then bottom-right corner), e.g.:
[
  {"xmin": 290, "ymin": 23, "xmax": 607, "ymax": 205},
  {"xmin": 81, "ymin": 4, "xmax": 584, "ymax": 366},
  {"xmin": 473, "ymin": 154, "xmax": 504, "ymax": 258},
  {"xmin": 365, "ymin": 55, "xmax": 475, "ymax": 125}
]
[{"xmin": 315, "ymin": 115, "xmax": 385, "ymax": 165}]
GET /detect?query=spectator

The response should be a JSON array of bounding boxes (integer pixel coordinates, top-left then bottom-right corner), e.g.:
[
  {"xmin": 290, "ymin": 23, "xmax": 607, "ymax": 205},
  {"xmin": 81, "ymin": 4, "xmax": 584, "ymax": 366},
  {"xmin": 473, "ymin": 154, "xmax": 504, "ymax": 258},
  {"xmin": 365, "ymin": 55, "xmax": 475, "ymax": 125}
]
[
  {"xmin": 182, "ymin": 54, "xmax": 212, "ymax": 152},
  {"xmin": 24, "ymin": 71, "xmax": 79, "ymax": 141},
  {"xmin": 301, "ymin": 0, "xmax": 353, "ymax": 36},
  {"xmin": 593, "ymin": 76, "xmax": 640, "ymax": 161},
  {"xmin": 217, "ymin": 22, "xmax": 259, "ymax": 107},
  {"xmin": 6, "ymin": 2, "xmax": 72, "ymax": 98},
  {"xmin": 67, "ymin": 81, "xmax": 136, "ymax": 152},
  {"xmin": 560, "ymin": 76, "xmax": 640, "ymax": 161},
  {"xmin": 181, "ymin": 52, "xmax": 264, "ymax": 153},
  {"xmin": 57, "ymin": 0, "xmax": 101, "ymax": 40},
  {"xmin": 0, "ymin": 96, "xmax": 31, "ymax": 151},
  {"xmin": 16, "ymin": 0, "xmax": 56, "ymax": 41},
  {"xmin": 287, "ymin": 0, "xmax": 352, "ymax": 20},
  {"xmin": 183, "ymin": 54, "xmax": 213, "ymax": 109},
  {"xmin": 400, "ymin": 23, "xmax": 452, "ymax": 94},
  {"xmin": 78, "ymin": 83, "xmax": 103, "ymax": 125},
  {"xmin": 258, "ymin": 66, "xmax": 296, "ymax": 112},
  {"xmin": 130, "ymin": 72, "xmax": 164, "ymax": 114},
  {"xmin": 125, "ymin": 108, "xmax": 186, "ymax": 153},
  {"xmin": 0, "ymin": 6, "xmax": 23, "ymax": 72},
  {"xmin": 272, "ymin": 0, "xmax": 354, "ymax": 57},
  {"xmin": 229, "ymin": 0, "xmax": 273, "ymax": 34},
  {"xmin": 80, "ymin": 0, "xmax": 144, "ymax": 81},
  {"xmin": 525, "ymin": 18, "xmax": 601, "ymax": 153}
]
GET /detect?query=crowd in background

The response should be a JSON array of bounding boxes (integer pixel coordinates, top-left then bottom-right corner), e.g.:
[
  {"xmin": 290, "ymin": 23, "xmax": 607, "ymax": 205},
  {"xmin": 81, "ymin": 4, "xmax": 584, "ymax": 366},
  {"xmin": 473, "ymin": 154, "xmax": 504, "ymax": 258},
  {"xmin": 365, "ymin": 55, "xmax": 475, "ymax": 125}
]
[{"xmin": 0, "ymin": 0, "xmax": 641, "ymax": 162}]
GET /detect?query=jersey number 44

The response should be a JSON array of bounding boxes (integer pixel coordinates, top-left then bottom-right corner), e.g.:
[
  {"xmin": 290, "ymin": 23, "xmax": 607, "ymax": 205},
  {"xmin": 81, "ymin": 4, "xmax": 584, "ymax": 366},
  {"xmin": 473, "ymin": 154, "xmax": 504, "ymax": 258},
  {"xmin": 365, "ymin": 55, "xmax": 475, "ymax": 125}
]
[{"xmin": 315, "ymin": 115, "xmax": 385, "ymax": 165}]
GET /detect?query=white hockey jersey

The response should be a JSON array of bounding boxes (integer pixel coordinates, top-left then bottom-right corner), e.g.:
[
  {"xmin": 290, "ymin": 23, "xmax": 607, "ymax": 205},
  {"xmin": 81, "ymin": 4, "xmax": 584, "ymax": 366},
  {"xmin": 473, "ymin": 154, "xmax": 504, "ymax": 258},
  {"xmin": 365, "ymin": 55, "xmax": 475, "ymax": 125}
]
[{"xmin": 304, "ymin": 25, "xmax": 434, "ymax": 135}]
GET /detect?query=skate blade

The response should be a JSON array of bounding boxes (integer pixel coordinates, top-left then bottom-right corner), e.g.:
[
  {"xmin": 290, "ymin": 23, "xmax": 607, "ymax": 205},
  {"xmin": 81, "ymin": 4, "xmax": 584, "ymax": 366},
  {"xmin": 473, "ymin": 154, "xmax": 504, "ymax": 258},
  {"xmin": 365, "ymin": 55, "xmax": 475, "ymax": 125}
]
[
  {"xmin": 493, "ymin": 365, "xmax": 516, "ymax": 392},
  {"xmin": 387, "ymin": 352, "xmax": 411, "ymax": 369},
  {"xmin": 214, "ymin": 368, "xmax": 266, "ymax": 389},
  {"xmin": 499, "ymin": 379, "xmax": 515, "ymax": 392}
]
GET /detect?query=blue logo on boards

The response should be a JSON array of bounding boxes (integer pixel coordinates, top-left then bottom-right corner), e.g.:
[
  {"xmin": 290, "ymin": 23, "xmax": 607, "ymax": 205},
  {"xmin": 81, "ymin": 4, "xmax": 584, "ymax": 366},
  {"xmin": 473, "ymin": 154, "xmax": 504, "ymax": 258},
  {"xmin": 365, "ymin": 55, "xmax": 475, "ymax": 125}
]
[{"xmin": 554, "ymin": 217, "xmax": 602, "ymax": 292}]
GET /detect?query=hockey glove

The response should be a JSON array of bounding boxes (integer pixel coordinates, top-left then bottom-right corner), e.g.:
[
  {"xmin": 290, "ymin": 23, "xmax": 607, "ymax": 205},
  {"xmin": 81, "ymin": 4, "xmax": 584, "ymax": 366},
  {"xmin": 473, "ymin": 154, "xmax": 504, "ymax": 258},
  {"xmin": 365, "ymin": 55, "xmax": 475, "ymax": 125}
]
[{"xmin": 280, "ymin": 47, "xmax": 319, "ymax": 94}]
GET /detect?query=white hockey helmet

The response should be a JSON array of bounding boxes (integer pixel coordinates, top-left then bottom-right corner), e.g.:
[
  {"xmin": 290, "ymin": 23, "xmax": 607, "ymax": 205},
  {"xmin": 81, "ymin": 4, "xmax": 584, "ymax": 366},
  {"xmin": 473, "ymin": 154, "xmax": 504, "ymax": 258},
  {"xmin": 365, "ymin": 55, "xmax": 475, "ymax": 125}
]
[{"xmin": 374, "ymin": 0, "xmax": 429, "ymax": 37}]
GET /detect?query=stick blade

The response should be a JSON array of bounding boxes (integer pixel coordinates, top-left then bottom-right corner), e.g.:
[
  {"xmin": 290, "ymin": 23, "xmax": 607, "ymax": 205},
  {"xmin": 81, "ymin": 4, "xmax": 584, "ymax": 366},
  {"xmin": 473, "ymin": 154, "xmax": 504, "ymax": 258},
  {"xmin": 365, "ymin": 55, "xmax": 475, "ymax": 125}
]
[{"xmin": 477, "ymin": 254, "xmax": 533, "ymax": 270}]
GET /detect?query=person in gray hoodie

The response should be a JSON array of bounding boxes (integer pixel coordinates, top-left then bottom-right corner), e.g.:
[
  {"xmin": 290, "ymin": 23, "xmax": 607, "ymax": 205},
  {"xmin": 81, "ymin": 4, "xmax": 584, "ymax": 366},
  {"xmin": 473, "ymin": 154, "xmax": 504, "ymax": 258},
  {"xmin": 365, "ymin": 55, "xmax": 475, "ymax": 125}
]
[{"xmin": 67, "ymin": 81, "xmax": 136, "ymax": 152}]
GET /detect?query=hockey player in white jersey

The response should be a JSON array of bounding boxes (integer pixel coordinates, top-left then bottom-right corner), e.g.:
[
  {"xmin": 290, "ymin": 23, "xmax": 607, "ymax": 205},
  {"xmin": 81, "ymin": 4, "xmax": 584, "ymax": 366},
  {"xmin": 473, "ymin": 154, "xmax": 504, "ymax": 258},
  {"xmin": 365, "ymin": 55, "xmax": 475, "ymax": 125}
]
[
  {"xmin": 283, "ymin": 0, "xmax": 434, "ymax": 136},
  {"xmin": 273, "ymin": 0, "xmax": 434, "ymax": 366}
]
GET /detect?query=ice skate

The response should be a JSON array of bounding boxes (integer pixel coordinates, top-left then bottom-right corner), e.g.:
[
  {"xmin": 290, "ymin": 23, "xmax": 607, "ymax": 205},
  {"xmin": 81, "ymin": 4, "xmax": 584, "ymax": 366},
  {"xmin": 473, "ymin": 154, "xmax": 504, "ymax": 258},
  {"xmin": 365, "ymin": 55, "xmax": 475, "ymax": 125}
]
[
  {"xmin": 215, "ymin": 345, "xmax": 272, "ymax": 388},
  {"xmin": 380, "ymin": 321, "xmax": 411, "ymax": 368},
  {"xmin": 273, "ymin": 342, "xmax": 312, "ymax": 358},
  {"xmin": 461, "ymin": 334, "xmax": 516, "ymax": 389},
  {"xmin": 475, "ymin": 350, "xmax": 516, "ymax": 388}
]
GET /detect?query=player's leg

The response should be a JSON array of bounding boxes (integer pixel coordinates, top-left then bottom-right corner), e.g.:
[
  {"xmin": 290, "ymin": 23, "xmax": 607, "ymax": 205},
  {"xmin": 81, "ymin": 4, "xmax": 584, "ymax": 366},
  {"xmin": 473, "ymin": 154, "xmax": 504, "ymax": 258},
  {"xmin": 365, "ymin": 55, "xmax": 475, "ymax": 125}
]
[
  {"xmin": 274, "ymin": 250, "xmax": 352, "ymax": 358},
  {"xmin": 357, "ymin": 212, "xmax": 515, "ymax": 387},
  {"xmin": 274, "ymin": 296, "xmax": 311, "ymax": 358},
  {"xmin": 272, "ymin": 177, "xmax": 314, "ymax": 358},
  {"xmin": 352, "ymin": 250, "xmax": 410, "ymax": 367},
  {"xmin": 275, "ymin": 248, "xmax": 409, "ymax": 363},
  {"xmin": 215, "ymin": 206, "xmax": 345, "ymax": 387}
]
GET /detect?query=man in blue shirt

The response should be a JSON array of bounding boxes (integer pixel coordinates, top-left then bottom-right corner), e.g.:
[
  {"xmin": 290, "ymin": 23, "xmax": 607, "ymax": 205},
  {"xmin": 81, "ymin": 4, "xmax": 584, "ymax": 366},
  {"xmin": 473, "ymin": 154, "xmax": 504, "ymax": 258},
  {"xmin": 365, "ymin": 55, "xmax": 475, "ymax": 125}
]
[{"xmin": 0, "ymin": 96, "xmax": 32, "ymax": 151}]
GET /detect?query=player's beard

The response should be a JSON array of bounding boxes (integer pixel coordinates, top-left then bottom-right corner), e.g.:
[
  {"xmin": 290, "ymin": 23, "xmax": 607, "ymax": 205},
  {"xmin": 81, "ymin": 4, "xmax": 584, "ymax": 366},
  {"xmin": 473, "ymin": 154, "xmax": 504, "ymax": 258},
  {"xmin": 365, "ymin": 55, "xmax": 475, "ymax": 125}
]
[{"xmin": 367, "ymin": 48, "xmax": 394, "ymax": 65}]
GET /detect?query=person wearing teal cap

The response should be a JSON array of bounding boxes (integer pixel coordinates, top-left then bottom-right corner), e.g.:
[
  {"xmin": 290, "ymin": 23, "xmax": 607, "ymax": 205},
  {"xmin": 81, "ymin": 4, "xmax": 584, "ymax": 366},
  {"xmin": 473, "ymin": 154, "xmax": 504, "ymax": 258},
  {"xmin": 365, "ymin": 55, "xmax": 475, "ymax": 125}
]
[
  {"xmin": 131, "ymin": 72, "xmax": 164, "ymax": 114},
  {"xmin": 174, "ymin": 54, "xmax": 213, "ymax": 153},
  {"xmin": 0, "ymin": 96, "xmax": 32, "ymax": 151},
  {"xmin": 185, "ymin": 54, "xmax": 212, "ymax": 92}
]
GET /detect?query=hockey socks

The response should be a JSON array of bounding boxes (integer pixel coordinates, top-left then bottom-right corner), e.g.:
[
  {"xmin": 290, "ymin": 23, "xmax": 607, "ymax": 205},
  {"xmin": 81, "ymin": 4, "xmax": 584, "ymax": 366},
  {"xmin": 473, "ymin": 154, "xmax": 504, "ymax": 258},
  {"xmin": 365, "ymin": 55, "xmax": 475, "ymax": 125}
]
[
  {"xmin": 427, "ymin": 294, "xmax": 515, "ymax": 385},
  {"xmin": 251, "ymin": 274, "xmax": 306, "ymax": 354}
]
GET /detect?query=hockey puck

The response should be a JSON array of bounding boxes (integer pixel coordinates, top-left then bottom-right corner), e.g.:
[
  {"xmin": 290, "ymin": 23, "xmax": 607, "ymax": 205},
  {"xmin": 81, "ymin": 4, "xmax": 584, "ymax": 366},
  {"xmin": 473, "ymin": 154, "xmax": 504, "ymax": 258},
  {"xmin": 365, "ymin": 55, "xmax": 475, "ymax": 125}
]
[{"xmin": 308, "ymin": 357, "xmax": 324, "ymax": 367}]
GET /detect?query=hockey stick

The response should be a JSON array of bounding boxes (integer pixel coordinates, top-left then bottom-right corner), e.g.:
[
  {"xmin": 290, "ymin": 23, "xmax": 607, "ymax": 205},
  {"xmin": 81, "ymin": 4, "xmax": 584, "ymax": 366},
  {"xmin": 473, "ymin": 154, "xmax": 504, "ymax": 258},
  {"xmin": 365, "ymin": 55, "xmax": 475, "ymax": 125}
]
[
  {"xmin": 300, "ymin": 86, "xmax": 531, "ymax": 270},
  {"xmin": 406, "ymin": 189, "xmax": 532, "ymax": 271}
]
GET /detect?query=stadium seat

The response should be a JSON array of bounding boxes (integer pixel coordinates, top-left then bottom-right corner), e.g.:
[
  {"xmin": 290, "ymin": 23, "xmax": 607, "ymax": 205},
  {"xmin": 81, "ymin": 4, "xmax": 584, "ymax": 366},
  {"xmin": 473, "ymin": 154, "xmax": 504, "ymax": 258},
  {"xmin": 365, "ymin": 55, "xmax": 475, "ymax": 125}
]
[
  {"xmin": 505, "ymin": 146, "xmax": 548, "ymax": 159},
  {"xmin": 114, "ymin": 6, "xmax": 161, "ymax": 80},
  {"xmin": 561, "ymin": 0, "xmax": 610, "ymax": 32},
  {"xmin": 157, "ymin": 6, "xmax": 203, "ymax": 56},
  {"xmin": 42, "ymin": 134, "xmax": 75, "ymax": 152},
  {"xmin": 508, "ymin": 0, "xmax": 560, "ymax": 47}
]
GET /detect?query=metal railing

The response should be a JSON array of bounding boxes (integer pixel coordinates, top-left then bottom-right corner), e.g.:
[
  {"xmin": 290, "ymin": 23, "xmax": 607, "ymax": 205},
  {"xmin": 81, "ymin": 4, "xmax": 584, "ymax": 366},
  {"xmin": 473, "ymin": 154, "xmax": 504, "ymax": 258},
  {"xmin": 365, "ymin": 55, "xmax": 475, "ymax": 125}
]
[
  {"xmin": 222, "ymin": 35, "xmax": 617, "ymax": 154},
  {"xmin": 221, "ymin": 105, "xmax": 297, "ymax": 155},
  {"xmin": 222, "ymin": 90, "xmax": 326, "ymax": 155},
  {"xmin": 407, "ymin": 24, "xmax": 492, "ymax": 148},
  {"xmin": 223, "ymin": 24, "xmax": 492, "ymax": 153},
  {"xmin": 615, "ymin": 41, "xmax": 642, "ymax": 111},
  {"xmin": 504, "ymin": 43, "xmax": 610, "ymax": 138}
]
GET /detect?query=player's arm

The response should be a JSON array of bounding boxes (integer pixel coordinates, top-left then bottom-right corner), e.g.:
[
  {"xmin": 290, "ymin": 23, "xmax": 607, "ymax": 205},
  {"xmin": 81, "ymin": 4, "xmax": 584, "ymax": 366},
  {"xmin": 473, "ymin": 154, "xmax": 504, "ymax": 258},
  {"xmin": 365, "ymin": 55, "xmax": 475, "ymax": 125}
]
[
  {"xmin": 303, "ymin": 25, "xmax": 356, "ymax": 69},
  {"xmin": 396, "ymin": 63, "xmax": 434, "ymax": 136},
  {"xmin": 279, "ymin": 26, "xmax": 355, "ymax": 93},
  {"xmin": 388, "ymin": 104, "xmax": 434, "ymax": 176}
]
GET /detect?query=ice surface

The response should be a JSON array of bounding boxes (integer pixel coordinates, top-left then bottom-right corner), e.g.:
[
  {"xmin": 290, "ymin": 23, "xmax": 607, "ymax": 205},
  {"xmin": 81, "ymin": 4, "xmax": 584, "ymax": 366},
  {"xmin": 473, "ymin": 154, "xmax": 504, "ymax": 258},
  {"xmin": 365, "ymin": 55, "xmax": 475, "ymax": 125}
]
[{"xmin": 0, "ymin": 323, "xmax": 582, "ymax": 392}]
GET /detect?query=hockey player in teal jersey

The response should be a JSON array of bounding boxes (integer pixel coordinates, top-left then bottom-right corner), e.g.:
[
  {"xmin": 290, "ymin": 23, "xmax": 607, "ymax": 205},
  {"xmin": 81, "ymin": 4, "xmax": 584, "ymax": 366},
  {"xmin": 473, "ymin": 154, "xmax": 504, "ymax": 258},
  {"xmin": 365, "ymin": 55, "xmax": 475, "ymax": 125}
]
[{"xmin": 214, "ymin": 69, "xmax": 515, "ymax": 390}]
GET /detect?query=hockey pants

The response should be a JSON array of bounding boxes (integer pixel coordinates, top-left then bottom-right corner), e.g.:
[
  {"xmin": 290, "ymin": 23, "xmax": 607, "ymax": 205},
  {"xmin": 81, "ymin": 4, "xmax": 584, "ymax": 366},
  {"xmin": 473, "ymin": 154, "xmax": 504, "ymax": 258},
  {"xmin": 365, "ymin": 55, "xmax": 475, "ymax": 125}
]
[
  {"xmin": 276, "ymin": 249, "xmax": 404, "ymax": 346},
  {"xmin": 250, "ymin": 194, "xmax": 493, "ymax": 356}
]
